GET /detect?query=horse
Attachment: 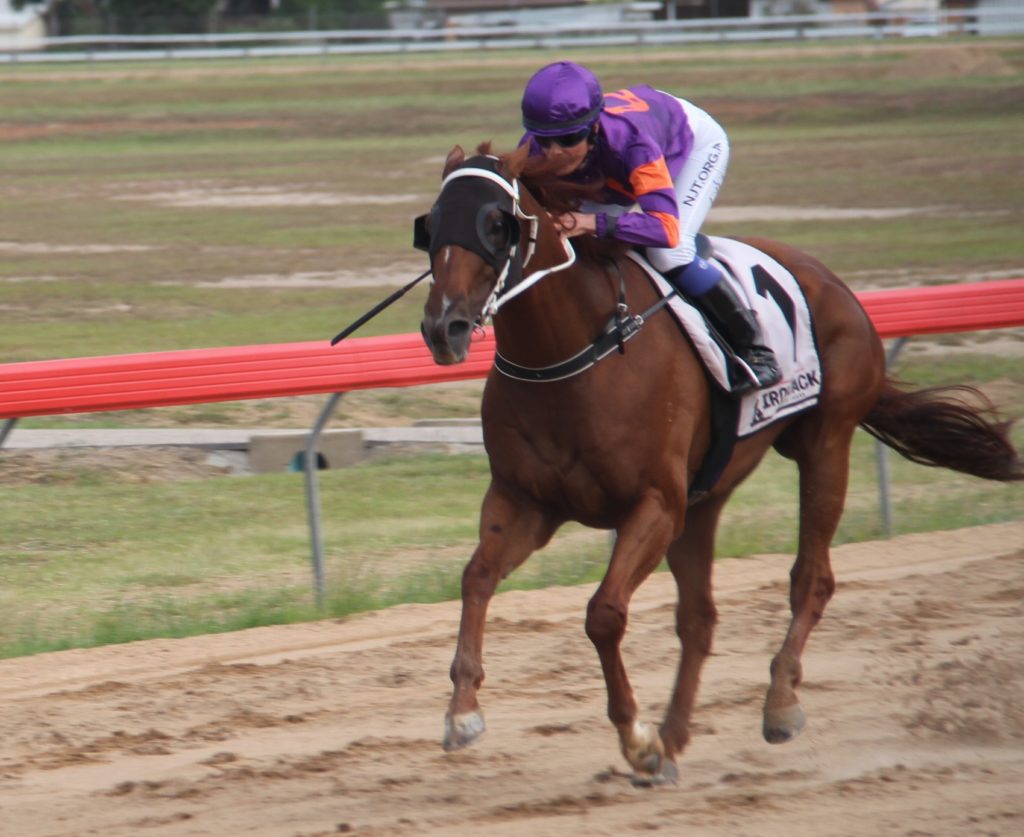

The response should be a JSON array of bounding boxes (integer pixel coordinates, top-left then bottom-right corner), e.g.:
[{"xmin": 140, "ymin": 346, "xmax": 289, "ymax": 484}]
[{"xmin": 416, "ymin": 143, "xmax": 1023, "ymax": 785}]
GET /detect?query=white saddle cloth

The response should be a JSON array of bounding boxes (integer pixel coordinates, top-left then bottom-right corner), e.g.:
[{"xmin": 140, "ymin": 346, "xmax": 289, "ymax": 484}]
[{"xmin": 629, "ymin": 236, "xmax": 822, "ymax": 438}]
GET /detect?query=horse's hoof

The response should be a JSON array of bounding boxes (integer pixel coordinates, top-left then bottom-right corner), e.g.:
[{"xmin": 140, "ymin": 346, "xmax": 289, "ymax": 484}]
[
  {"xmin": 763, "ymin": 702, "xmax": 807, "ymax": 744},
  {"xmin": 620, "ymin": 721, "xmax": 676, "ymax": 786},
  {"xmin": 632, "ymin": 758, "xmax": 679, "ymax": 788},
  {"xmin": 443, "ymin": 711, "xmax": 485, "ymax": 752}
]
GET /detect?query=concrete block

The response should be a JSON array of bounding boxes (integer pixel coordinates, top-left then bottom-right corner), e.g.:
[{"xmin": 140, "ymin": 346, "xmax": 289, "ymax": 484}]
[{"xmin": 248, "ymin": 429, "xmax": 365, "ymax": 473}]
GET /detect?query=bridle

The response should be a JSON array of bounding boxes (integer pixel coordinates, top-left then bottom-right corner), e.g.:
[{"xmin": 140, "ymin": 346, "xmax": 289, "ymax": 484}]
[
  {"xmin": 416, "ymin": 156, "xmax": 675, "ymax": 382},
  {"xmin": 414, "ymin": 157, "xmax": 577, "ymax": 325},
  {"xmin": 453, "ymin": 165, "xmax": 578, "ymax": 322}
]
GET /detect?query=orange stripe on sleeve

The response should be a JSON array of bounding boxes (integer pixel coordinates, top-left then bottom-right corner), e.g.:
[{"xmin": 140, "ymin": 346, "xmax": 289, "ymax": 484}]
[
  {"xmin": 629, "ymin": 157, "xmax": 674, "ymax": 197},
  {"xmin": 651, "ymin": 211, "xmax": 680, "ymax": 247}
]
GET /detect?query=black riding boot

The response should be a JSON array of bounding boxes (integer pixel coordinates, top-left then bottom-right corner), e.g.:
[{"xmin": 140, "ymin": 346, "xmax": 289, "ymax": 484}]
[{"xmin": 692, "ymin": 281, "xmax": 783, "ymax": 395}]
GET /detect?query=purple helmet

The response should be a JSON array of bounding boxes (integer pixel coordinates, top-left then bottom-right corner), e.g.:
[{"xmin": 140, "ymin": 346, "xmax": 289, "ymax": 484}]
[{"xmin": 521, "ymin": 61, "xmax": 603, "ymax": 137}]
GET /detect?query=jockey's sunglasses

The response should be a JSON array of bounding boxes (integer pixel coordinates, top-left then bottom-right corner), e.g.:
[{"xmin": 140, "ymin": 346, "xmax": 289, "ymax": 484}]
[{"xmin": 536, "ymin": 127, "xmax": 592, "ymax": 149}]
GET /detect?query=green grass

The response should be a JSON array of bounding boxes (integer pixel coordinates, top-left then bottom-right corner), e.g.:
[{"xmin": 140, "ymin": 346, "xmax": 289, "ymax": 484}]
[{"xmin": 1, "ymin": 426, "xmax": 1021, "ymax": 660}]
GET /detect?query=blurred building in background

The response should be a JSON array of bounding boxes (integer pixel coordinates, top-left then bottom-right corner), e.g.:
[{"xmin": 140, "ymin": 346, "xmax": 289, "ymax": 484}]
[
  {"xmin": 389, "ymin": 0, "xmax": 661, "ymax": 28},
  {"xmin": 1, "ymin": 0, "xmax": 1011, "ymax": 40},
  {"xmin": 0, "ymin": 0, "xmax": 46, "ymax": 46}
]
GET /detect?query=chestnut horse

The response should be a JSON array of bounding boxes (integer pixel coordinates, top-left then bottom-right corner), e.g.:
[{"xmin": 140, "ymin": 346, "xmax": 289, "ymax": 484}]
[{"xmin": 417, "ymin": 145, "xmax": 1022, "ymax": 784}]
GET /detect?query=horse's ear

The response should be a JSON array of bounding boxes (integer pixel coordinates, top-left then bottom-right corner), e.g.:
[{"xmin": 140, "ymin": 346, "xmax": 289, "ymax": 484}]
[{"xmin": 443, "ymin": 146, "xmax": 465, "ymax": 179}]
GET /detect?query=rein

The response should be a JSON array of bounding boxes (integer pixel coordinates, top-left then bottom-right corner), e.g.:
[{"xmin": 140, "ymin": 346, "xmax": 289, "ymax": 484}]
[
  {"xmin": 432, "ymin": 160, "xmax": 676, "ymax": 383},
  {"xmin": 468, "ymin": 166, "xmax": 675, "ymax": 383}
]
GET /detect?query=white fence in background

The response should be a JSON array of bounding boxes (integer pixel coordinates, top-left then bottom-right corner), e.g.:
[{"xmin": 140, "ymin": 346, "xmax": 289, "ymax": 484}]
[{"xmin": 2, "ymin": 8, "xmax": 1023, "ymax": 64}]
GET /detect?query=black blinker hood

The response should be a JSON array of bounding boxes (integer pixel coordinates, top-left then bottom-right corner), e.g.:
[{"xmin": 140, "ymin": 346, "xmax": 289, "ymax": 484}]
[{"xmin": 412, "ymin": 156, "xmax": 521, "ymax": 277}]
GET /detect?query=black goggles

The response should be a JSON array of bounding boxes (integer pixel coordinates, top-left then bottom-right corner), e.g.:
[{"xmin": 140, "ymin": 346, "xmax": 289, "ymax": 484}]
[{"xmin": 536, "ymin": 127, "xmax": 592, "ymax": 149}]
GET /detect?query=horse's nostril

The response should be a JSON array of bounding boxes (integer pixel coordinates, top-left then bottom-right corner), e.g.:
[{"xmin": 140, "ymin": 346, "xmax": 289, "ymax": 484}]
[{"xmin": 447, "ymin": 319, "xmax": 471, "ymax": 344}]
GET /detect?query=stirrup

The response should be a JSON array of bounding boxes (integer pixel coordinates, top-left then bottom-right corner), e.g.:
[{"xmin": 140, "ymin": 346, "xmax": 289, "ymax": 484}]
[{"xmin": 732, "ymin": 347, "xmax": 782, "ymax": 395}]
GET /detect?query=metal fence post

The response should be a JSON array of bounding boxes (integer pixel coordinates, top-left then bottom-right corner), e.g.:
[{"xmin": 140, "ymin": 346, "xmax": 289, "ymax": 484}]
[
  {"xmin": 876, "ymin": 337, "xmax": 908, "ymax": 536},
  {"xmin": 304, "ymin": 392, "xmax": 344, "ymax": 608},
  {"xmin": 0, "ymin": 418, "xmax": 17, "ymax": 449}
]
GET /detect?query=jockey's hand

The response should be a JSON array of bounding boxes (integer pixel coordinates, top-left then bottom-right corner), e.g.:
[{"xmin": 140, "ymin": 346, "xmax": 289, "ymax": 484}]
[{"xmin": 553, "ymin": 212, "xmax": 597, "ymax": 238}]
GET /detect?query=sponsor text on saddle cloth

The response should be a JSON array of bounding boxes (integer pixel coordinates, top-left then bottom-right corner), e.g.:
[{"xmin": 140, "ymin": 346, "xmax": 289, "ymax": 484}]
[{"xmin": 630, "ymin": 237, "xmax": 822, "ymax": 437}]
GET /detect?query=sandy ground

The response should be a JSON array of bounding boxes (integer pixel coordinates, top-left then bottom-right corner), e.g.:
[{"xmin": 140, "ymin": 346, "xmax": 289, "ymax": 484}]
[{"xmin": 0, "ymin": 522, "xmax": 1021, "ymax": 836}]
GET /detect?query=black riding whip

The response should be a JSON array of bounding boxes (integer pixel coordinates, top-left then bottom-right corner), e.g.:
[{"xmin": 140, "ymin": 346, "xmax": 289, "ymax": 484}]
[{"xmin": 329, "ymin": 269, "xmax": 431, "ymax": 346}]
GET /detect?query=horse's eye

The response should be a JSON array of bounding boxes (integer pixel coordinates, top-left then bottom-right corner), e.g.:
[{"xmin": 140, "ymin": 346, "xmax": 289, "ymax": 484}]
[{"xmin": 485, "ymin": 212, "xmax": 510, "ymax": 250}]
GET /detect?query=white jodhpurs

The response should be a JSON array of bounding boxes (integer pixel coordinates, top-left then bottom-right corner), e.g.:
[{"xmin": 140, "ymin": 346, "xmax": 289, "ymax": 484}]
[{"xmin": 646, "ymin": 97, "xmax": 730, "ymax": 274}]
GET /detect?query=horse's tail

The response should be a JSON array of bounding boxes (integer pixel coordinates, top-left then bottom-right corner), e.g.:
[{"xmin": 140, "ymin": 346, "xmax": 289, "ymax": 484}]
[{"xmin": 860, "ymin": 380, "xmax": 1024, "ymax": 482}]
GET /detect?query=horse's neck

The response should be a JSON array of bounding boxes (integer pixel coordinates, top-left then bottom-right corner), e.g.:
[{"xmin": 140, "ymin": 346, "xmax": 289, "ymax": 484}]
[{"xmin": 493, "ymin": 211, "xmax": 615, "ymax": 367}]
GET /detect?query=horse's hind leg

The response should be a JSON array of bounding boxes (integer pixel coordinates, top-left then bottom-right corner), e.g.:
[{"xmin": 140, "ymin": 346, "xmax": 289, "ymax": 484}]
[
  {"xmin": 444, "ymin": 481, "xmax": 557, "ymax": 752},
  {"xmin": 586, "ymin": 490, "xmax": 677, "ymax": 783},
  {"xmin": 763, "ymin": 420, "xmax": 855, "ymax": 743}
]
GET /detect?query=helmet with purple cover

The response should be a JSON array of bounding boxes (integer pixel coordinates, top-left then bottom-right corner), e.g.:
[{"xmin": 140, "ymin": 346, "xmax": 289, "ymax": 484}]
[{"xmin": 521, "ymin": 61, "xmax": 603, "ymax": 137}]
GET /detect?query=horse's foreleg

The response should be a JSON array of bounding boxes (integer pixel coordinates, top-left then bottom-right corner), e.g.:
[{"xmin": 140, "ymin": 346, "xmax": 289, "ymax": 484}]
[
  {"xmin": 444, "ymin": 482, "xmax": 556, "ymax": 753},
  {"xmin": 586, "ymin": 491, "xmax": 676, "ymax": 783},
  {"xmin": 764, "ymin": 428, "xmax": 851, "ymax": 743},
  {"xmin": 660, "ymin": 497, "xmax": 725, "ymax": 763}
]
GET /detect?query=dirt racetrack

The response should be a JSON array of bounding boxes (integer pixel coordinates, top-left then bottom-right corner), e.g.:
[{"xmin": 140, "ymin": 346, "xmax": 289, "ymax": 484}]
[{"xmin": 1, "ymin": 522, "xmax": 1021, "ymax": 837}]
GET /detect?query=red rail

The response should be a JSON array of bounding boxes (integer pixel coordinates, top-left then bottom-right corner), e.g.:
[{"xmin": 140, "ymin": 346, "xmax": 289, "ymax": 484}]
[
  {"xmin": 857, "ymin": 278, "xmax": 1024, "ymax": 338},
  {"xmin": 1, "ymin": 280, "xmax": 1022, "ymax": 420}
]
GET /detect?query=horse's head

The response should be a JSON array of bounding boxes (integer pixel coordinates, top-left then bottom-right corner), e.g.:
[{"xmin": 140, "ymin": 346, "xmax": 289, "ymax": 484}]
[{"xmin": 417, "ymin": 146, "xmax": 527, "ymax": 365}]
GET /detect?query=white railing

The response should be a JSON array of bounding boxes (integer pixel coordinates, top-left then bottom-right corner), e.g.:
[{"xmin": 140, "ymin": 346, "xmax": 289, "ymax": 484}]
[{"xmin": 2, "ymin": 8, "xmax": 1022, "ymax": 63}]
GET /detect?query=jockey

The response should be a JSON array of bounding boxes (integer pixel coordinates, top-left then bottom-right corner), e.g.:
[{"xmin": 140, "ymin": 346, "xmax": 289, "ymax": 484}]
[{"xmin": 519, "ymin": 60, "xmax": 782, "ymax": 394}]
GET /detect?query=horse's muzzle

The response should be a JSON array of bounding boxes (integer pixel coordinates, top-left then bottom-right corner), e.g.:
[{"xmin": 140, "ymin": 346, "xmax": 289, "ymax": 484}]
[{"xmin": 421, "ymin": 312, "xmax": 473, "ymax": 365}]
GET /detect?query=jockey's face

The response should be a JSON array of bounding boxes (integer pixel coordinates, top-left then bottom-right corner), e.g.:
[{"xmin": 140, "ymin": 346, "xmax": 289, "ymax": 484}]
[
  {"xmin": 539, "ymin": 127, "xmax": 593, "ymax": 176},
  {"xmin": 546, "ymin": 140, "xmax": 588, "ymax": 176}
]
